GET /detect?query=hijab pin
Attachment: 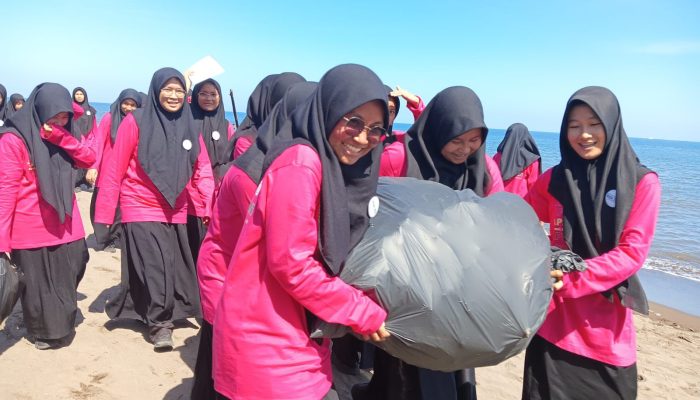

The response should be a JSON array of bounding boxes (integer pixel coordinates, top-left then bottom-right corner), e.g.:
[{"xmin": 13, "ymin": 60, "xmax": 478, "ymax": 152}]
[
  {"xmin": 86, "ymin": 110, "xmax": 92, "ymax": 116},
  {"xmin": 182, "ymin": 139, "xmax": 193, "ymax": 150},
  {"xmin": 212, "ymin": 130, "xmax": 221, "ymax": 141}
]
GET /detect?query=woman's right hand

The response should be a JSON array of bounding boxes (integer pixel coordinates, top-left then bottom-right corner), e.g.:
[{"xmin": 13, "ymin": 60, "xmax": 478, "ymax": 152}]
[
  {"xmin": 551, "ymin": 270, "xmax": 564, "ymax": 291},
  {"xmin": 362, "ymin": 323, "xmax": 391, "ymax": 342}
]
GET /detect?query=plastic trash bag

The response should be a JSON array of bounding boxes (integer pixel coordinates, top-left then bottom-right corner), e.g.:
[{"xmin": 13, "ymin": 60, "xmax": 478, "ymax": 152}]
[
  {"xmin": 0, "ymin": 253, "xmax": 22, "ymax": 323},
  {"xmin": 312, "ymin": 177, "xmax": 552, "ymax": 371}
]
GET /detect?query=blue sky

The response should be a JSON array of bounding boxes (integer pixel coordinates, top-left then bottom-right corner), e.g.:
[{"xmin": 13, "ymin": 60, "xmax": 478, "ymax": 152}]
[{"xmin": 3, "ymin": 0, "xmax": 699, "ymax": 141}]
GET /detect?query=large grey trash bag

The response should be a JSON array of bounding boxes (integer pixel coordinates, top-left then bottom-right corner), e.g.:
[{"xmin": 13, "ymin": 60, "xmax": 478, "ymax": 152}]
[{"xmin": 312, "ymin": 177, "xmax": 552, "ymax": 371}]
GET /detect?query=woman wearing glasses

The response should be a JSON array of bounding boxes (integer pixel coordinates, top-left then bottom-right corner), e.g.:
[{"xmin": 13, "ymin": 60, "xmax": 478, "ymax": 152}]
[
  {"xmin": 95, "ymin": 68, "xmax": 214, "ymax": 350},
  {"xmin": 358, "ymin": 86, "xmax": 504, "ymax": 400},
  {"xmin": 212, "ymin": 64, "xmax": 390, "ymax": 400},
  {"xmin": 191, "ymin": 80, "xmax": 316, "ymax": 400}
]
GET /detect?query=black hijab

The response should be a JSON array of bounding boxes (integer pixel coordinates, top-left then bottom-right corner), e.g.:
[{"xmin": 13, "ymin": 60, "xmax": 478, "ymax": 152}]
[
  {"xmin": 232, "ymin": 81, "xmax": 317, "ymax": 184},
  {"xmin": 263, "ymin": 64, "xmax": 389, "ymax": 276},
  {"xmin": 404, "ymin": 86, "xmax": 491, "ymax": 195},
  {"xmin": 496, "ymin": 123, "xmax": 541, "ymax": 181},
  {"xmin": 190, "ymin": 78, "xmax": 231, "ymax": 180},
  {"xmin": 2, "ymin": 83, "xmax": 76, "ymax": 223},
  {"xmin": 10, "ymin": 94, "xmax": 25, "ymax": 112},
  {"xmin": 0, "ymin": 84, "xmax": 9, "ymax": 123},
  {"xmin": 133, "ymin": 67, "xmax": 200, "ymax": 208},
  {"xmin": 109, "ymin": 88, "xmax": 142, "ymax": 143},
  {"xmin": 72, "ymin": 87, "xmax": 96, "ymax": 138},
  {"xmin": 230, "ymin": 74, "xmax": 279, "ymax": 144},
  {"xmin": 548, "ymin": 86, "xmax": 653, "ymax": 314}
]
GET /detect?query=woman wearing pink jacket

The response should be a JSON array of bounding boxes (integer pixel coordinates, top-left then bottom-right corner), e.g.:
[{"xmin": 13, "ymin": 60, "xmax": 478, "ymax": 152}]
[
  {"xmin": 212, "ymin": 64, "xmax": 390, "ymax": 399},
  {"xmin": 95, "ymin": 68, "xmax": 214, "ymax": 350},
  {"xmin": 522, "ymin": 86, "xmax": 661, "ymax": 399},
  {"xmin": 493, "ymin": 122, "xmax": 541, "ymax": 198},
  {"xmin": 0, "ymin": 83, "xmax": 95, "ymax": 350}
]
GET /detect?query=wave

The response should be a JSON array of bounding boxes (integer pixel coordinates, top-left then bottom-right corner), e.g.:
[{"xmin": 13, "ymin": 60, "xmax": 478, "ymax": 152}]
[{"xmin": 643, "ymin": 256, "xmax": 700, "ymax": 282}]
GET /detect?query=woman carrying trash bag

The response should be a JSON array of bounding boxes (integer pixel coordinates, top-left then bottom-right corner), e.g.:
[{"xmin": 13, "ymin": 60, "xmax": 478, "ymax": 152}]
[
  {"xmin": 360, "ymin": 86, "xmax": 504, "ymax": 400},
  {"xmin": 522, "ymin": 86, "xmax": 660, "ymax": 400},
  {"xmin": 212, "ymin": 64, "xmax": 390, "ymax": 400}
]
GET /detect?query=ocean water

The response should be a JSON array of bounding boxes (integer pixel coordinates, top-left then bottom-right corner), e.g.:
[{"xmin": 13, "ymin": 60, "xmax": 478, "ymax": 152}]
[{"xmin": 91, "ymin": 103, "xmax": 700, "ymax": 316}]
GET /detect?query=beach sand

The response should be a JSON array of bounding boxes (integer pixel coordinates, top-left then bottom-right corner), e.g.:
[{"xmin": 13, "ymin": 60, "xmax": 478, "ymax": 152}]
[{"xmin": 0, "ymin": 192, "xmax": 699, "ymax": 399}]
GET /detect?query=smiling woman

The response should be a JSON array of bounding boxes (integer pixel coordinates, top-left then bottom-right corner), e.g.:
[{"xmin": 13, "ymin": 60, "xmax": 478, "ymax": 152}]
[
  {"xmin": 212, "ymin": 63, "xmax": 391, "ymax": 400},
  {"xmin": 94, "ymin": 67, "xmax": 214, "ymax": 351}
]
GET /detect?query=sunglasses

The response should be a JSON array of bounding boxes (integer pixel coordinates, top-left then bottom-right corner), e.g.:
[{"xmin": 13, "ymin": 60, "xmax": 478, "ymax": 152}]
[{"xmin": 342, "ymin": 116, "xmax": 388, "ymax": 141}]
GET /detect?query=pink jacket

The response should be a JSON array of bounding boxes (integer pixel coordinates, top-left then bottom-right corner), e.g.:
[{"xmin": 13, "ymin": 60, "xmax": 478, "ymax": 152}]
[
  {"xmin": 493, "ymin": 152, "xmax": 540, "ymax": 198},
  {"xmin": 187, "ymin": 122, "xmax": 236, "ymax": 217},
  {"xmin": 232, "ymin": 134, "xmax": 253, "ymax": 159},
  {"xmin": 525, "ymin": 168, "xmax": 660, "ymax": 366},
  {"xmin": 94, "ymin": 114, "xmax": 214, "ymax": 225},
  {"xmin": 197, "ymin": 164, "xmax": 257, "ymax": 322},
  {"xmin": 0, "ymin": 126, "xmax": 95, "ymax": 251},
  {"xmin": 212, "ymin": 144, "xmax": 386, "ymax": 400},
  {"xmin": 379, "ymin": 141, "xmax": 505, "ymax": 195}
]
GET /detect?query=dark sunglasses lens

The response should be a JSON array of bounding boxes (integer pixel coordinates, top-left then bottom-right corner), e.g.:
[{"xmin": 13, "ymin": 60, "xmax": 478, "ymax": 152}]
[
  {"xmin": 368, "ymin": 127, "xmax": 386, "ymax": 138},
  {"xmin": 345, "ymin": 117, "xmax": 365, "ymax": 133}
]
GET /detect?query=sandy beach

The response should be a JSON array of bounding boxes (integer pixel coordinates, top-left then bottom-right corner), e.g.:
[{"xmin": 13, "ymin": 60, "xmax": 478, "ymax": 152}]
[{"xmin": 0, "ymin": 191, "xmax": 698, "ymax": 400}]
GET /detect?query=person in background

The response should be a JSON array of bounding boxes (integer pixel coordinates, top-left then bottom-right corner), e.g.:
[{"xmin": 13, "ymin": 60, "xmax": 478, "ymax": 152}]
[
  {"xmin": 191, "ymin": 80, "xmax": 317, "ymax": 400},
  {"xmin": 10, "ymin": 93, "xmax": 25, "ymax": 112},
  {"xmin": 72, "ymin": 87, "xmax": 98, "ymax": 192},
  {"xmin": 86, "ymin": 88, "xmax": 142, "ymax": 252},
  {"xmin": 0, "ymin": 83, "xmax": 95, "ymax": 350},
  {"xmin": 521, "ymin": 86, "xmax": 661, "ymax": 400},
  {"xmin": 384, "ymin": 85, "xmax": 425, "ymax": 143},
  {"xmin": 0, "ymin": 84, "xmax": 9, "ymax": 125},
  {"xmin": 493, "ymin": 123, "xmax": 541, "ymax": 198},
  {"xmin": 360, "ymin": 86, "xmax": 504, "ymax": 400},
  {"xmin": 95, "ymin": 68, "xmax": 214, "ymax": 351},
  {"xmin": 185, "ymin": 78, "xmax": 235, "ymax": 265},
  {"xmin": 212, "ymin": 64, "xmax": 390, "ymax": 400}
]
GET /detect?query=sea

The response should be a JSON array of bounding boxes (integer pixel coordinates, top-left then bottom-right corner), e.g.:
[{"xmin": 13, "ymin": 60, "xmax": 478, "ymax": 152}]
[{"xmin": 92, "ymin": 102, "xmax": 700, "ymax": 317}]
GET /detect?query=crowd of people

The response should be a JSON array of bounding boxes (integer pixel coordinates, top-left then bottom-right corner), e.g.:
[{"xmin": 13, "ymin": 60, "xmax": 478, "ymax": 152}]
[{"xmin": 0, "ymin": 63, "xmax": 660, "ymax": 400}]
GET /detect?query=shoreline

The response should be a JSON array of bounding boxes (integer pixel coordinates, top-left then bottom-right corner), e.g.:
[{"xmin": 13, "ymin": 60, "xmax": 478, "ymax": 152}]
[{"xmin": 647, "ymin": 301, "xmax": 700, "ymax": 331}]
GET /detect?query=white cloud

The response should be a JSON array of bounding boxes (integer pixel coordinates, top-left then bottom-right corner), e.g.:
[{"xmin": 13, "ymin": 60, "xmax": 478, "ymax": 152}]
[{"xmin": 635, "ymin": 40, "xmax": 700, "ymax": 55}]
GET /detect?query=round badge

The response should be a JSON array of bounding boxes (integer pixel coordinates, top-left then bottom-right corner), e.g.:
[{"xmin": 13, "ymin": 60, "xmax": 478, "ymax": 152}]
[
  {"xmin": 605, "ymin": 189, "xmax": 617, "ymax": 208},
  {"xmin": 0, "ymin": 120, "xmax": 4, "ymax": 127},
  {"xmin": 367, "ymin": 196, "xmax": 380, "ymax": 218},
  {"xmin": 212, "ymin": 130, "xmax": 221, "ymax": 141},
  {"xmin": 182, "ymin": 139, "xmax": 193, "ymax": 150},
  {"xmin": 86, "ymin": 110, "xmax": 92, "ymax": 116}
]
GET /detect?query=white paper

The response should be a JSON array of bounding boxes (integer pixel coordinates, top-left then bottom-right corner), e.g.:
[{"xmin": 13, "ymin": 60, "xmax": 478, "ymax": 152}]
[{"xmin": 186, "ymin": 56, "xmax": 225, "ymax": 86}]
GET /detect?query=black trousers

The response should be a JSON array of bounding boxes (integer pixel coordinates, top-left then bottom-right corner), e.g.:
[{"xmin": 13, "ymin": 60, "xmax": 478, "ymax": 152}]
[
  {"xmin": 191, "ymin": 320, "xmax": 216, "ymax": 400},
  {"xmin": 12, "ymin": 239, "xmax": 88, "ymax": 339},
  {"xmin": 522, "ymin": 335, "xmax": 637, "ymax": 400}
]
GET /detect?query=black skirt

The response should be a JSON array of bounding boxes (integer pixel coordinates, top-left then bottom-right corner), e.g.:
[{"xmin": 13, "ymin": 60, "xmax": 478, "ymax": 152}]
[
  {"xmin": 522, "ymin": 335, "xmax": 637, "ymax": 400},
  {"xmin": 105, "ymin": 221, "xmax": 201, "ymax": 327},
  {"xmin": 90, "ymin": 187, "xmax": 122, "ymax": 250},
  {"xmin": 191, "ymin": 320, "xmax": 215, "ymax": 400},
  {"xmin": 11, "ymin": 239, "xmax": 89, "ymax": 339},
  {"xmin": 186, "ymin": 214, "xmax": 208, "ymax": 265}
]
